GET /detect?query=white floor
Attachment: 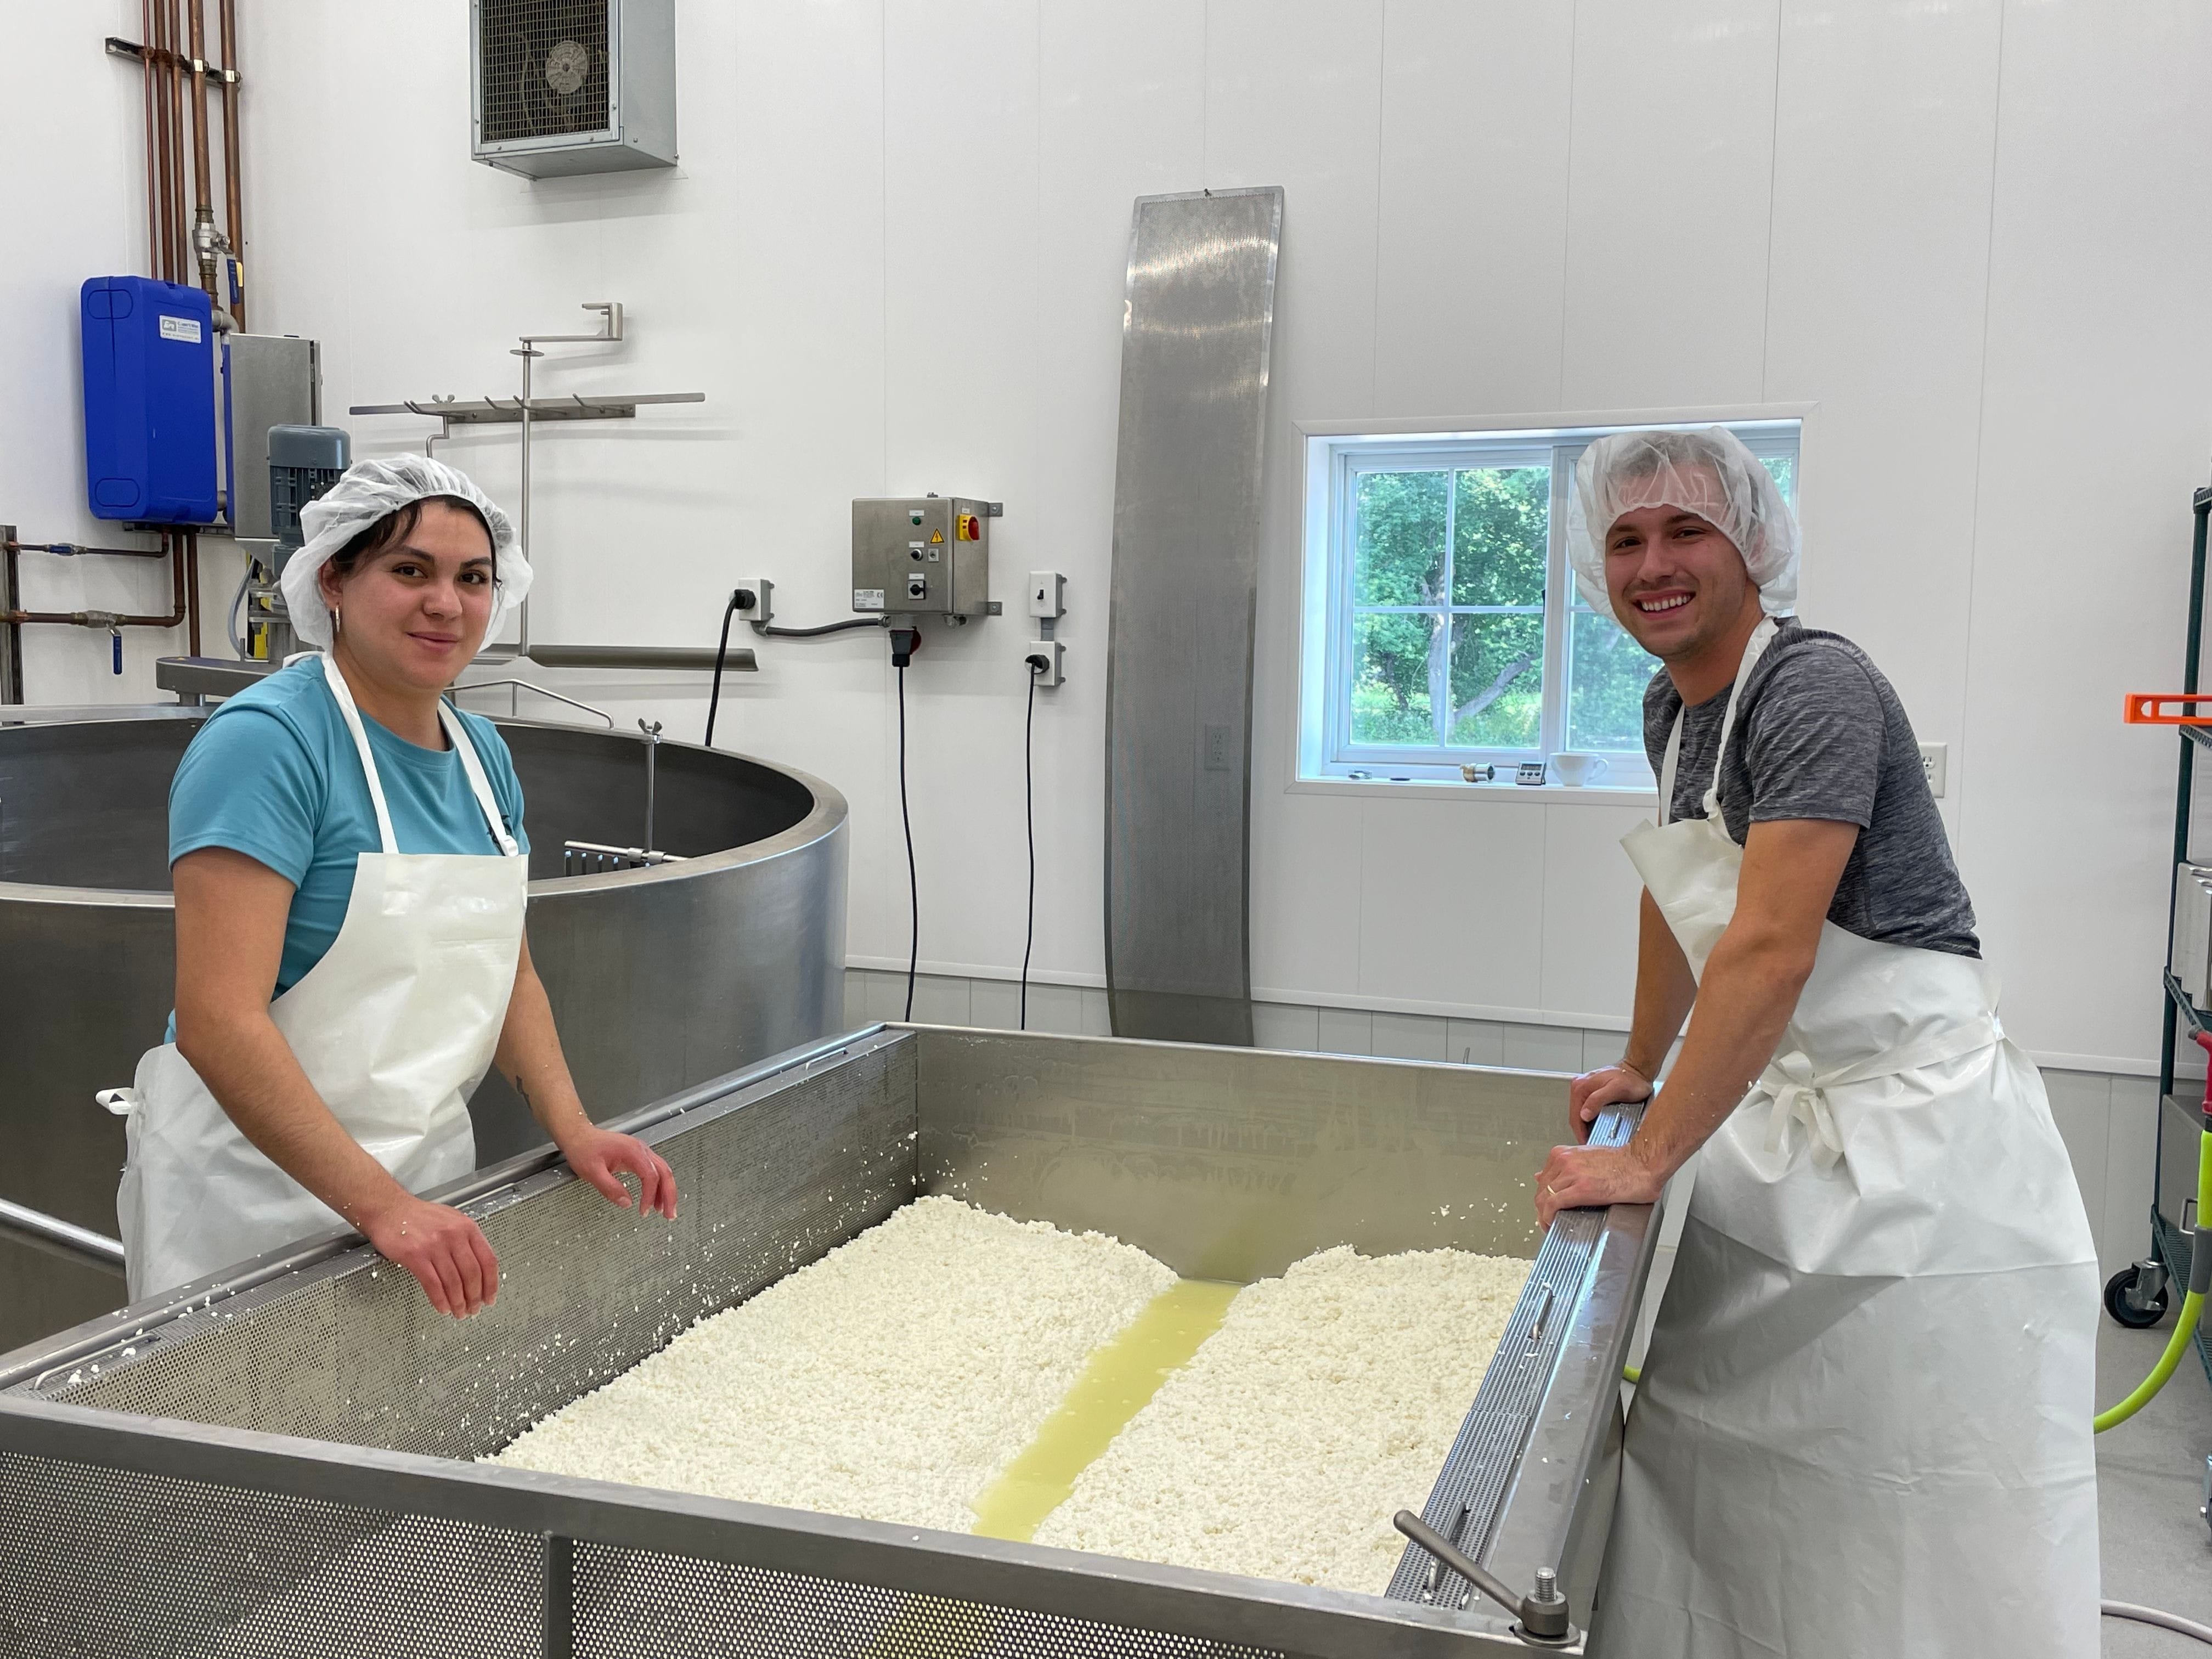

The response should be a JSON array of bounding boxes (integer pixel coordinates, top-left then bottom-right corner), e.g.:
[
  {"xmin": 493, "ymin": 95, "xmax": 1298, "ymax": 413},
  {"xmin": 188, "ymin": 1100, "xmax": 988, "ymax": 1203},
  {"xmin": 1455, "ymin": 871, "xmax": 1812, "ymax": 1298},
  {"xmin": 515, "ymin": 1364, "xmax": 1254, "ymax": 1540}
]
[{"xmin": 2097, "ymin": 1321, "xmax": 2212, "ymax": 1655}]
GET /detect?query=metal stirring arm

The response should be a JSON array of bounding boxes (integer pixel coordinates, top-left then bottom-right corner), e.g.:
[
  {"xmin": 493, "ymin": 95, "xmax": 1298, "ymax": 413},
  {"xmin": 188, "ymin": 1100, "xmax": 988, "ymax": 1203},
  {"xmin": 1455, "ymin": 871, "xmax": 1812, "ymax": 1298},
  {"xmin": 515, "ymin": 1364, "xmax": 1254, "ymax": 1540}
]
[
  {"xmin": 639, "ymin": 719, "xmax": 661, "ymax": 854},
  {"xmin": 1392, "ymin": 1510, "xmax": 1578, "ymax": 1647},
  {"xmin": 452, "ymin": 679, "xmax": 616, "ymax": 727}
]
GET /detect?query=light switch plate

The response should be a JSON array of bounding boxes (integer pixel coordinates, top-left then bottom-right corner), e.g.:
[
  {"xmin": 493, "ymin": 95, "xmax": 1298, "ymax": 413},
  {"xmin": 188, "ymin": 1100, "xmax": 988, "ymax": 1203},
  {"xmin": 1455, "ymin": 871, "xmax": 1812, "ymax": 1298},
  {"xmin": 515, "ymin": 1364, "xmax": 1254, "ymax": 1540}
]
[{"xmin": 1919, "ymin": 742, "xmax": 1947, "ymax": 797}]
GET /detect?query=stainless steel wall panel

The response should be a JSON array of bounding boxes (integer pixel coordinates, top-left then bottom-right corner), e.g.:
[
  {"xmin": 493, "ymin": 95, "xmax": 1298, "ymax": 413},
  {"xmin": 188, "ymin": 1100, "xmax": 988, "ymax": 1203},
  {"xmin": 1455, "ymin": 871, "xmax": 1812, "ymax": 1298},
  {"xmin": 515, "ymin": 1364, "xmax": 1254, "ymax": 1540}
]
[
  {"xmin": 1104, "ymin": 188, "xmax": 1283, "ymax": 1047},
  {"xmin": 911, "ymin": 1026, "xmax": 1560, "ymax": 1278}
]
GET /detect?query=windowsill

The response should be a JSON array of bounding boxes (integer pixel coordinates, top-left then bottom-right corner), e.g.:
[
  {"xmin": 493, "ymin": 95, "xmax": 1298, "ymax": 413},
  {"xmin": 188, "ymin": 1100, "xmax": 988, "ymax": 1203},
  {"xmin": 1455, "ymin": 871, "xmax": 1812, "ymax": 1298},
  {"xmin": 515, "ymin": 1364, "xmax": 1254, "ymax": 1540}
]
[{"xmin": 1288, "ymin": 776, "xmax": 1658, "ymax": 805}]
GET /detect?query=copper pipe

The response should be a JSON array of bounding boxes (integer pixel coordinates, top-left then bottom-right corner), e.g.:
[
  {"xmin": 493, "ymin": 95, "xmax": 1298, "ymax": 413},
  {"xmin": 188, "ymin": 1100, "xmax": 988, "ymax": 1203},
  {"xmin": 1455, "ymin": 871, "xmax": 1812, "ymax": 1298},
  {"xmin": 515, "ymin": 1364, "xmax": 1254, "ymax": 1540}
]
[
  {"xmin": 148, "ymin": 2, "xmax": 175, "ymax": 280},
  {"xmin": 3, "ymin": 535, "xmax": 188, "ymax": 630},
  {"xmin": 217, "ymin": 0, "xmax": 243, "ymax": 326},
  {"xmin": 4, "ymin": 537, "xmax": 170, "ymax": 560},
  {"xmin": 140, "ymin": 0, "xmax": 160, "ymax": 279},
  {"xmin": 2, "ymin": 541, "xmax": 22, "ymax": 703},
  {"xmin": 184, "ymin": 529, "xmax": 201, "ymax": 654},
  {"xmin": 187, "ymin": 0, "xmax": 217, "ymax": 306},
  {"xmin": 165, "ymin": 5, "xmax": 183, "ymax": 282},
  {"xmin": 168, "ymin": 0, "xmax": 190, "ymax": 290}
]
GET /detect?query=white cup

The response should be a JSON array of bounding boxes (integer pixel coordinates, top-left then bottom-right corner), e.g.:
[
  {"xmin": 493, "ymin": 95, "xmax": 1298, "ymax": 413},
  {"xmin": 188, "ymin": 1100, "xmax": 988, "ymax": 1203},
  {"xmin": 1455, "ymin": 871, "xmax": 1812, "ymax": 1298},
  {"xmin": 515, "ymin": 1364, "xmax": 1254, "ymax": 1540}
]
[{"xmin": 1549, "ymin": 752, "xmax": 1609, "ymax": 787}]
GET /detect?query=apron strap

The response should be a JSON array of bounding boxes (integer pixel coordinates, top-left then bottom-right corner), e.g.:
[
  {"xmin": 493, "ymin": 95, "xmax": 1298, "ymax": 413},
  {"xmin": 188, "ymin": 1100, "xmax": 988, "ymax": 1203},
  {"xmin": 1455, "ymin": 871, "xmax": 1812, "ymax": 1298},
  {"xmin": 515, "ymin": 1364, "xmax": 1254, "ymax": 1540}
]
[
  {"xmin": 318, "ymin": 656, "xmax": 520, "ymax": 859},
  {"xmin": 1657, "ymin": 716, "xmax": 1686, "ymax": 827},
  {"xmin": 437, "ymin": 699, "xmax": 522, "ymax": 857},
  {"xmin": 1700, "ymin": 616, "xmax": 1780, "ymax": 823},
  {"xmin": 316, "ymin": 655, "xmax": 399, "ymax": 855},
  {"xmin": 1656, "ymin": 617, "xmax": 1779, "ymax": 829},
  {"xmin": 1752, "ymin": 1013, "xmax": 2005, "ymax": 1169}
]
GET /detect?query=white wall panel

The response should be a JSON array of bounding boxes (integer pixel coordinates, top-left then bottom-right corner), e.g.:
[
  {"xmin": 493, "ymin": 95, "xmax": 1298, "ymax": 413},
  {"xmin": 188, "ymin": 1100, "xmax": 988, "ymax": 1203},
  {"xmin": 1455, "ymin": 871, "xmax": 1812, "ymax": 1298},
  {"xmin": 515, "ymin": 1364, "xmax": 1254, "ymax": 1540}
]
[
  {"xmin": 1030, "ymin": 0, "xmax": 1208, "ymax": 980},
  {"xmin": 1251, "ymin": 793, "xmax": 1364, "ymax": 1001},
  {"xmin": 876, "ymin": 0, "xmax": 1044, "ymax": 977},
  {"xmin": 1373, "ymin": 1, "xmax": 1575, "ymax": 416},
  {"xmin": 1212, "ymin": 0, "xmax": 1387, "ymax": 1014},
  {"xmin": 1760, "ymin": 0, "xmax": 2001, "ymax": 840},
  {"xmin": 1357, "ymin": 797, "xmax": 1546, "ymax": 1008},
  {"xmin": 1959, "ymin": 0, "xmax": 2212, "ymax": 1065},
  {"xmin": 1538, "ymin": 802, "xmax": 1647, "ymax": 1022},
  {"xmin": 1559, "ymin": 0, "xmax": 1780, "ymax": 410},
  {"xmin": 10, "ymin": 0, "xmax": 2207, "ymax": 1079}
]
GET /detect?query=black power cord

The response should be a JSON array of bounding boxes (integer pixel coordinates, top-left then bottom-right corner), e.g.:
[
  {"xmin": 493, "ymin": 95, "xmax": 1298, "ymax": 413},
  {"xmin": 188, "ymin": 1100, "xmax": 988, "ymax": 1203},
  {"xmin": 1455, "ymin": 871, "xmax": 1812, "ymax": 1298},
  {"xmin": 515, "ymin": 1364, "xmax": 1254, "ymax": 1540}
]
[
  {"xmin": 1020, "ymin": 653, "xmax": 1047, "ymax": 1029},
  {"xmin": 704, "ymin": 587, "xmax": 742, "ymax": 747},
  {"xmin": 891, "ymin": 629, "xmax": 921, "ymax": 1020},
  {"xmin": 754, "ymin": 616, "xmax": 887, "ymax": 639}
]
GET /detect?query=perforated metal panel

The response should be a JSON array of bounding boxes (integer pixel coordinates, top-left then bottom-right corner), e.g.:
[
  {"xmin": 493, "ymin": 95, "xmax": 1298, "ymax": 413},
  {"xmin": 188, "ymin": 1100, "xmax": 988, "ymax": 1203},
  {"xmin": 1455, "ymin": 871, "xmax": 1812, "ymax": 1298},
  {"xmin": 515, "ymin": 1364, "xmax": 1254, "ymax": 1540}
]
[
  {"xmin": 478, "ymin": 0, "xmax": 612, "ymax": 142},
  {"xmin": 0, "ymin": 1450, "xmax": 543, "ymax": 1659},
  {"xmin": 568, "ymin": 1545, "xmax": 1286, "ymax": 1659},
  {"xmin": 29, "ymin": 1040, "xmax": 915, "ymax": 1460}
]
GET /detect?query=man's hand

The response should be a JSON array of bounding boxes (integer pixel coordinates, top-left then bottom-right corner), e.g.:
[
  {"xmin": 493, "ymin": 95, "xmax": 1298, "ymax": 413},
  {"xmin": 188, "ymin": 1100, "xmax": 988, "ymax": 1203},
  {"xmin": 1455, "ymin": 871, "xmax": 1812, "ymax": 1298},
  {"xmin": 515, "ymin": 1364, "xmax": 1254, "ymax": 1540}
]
[
  {"xmin": 1568, "ymin": 1061, "xmax": 1655, "ymax": 1143},
  {"xmin": 560, "ymin": 1125, "xmax": 679, "ymax": 1221},
  {"xmin": 1534, "ymin": 1142, "xmax": 1666, "ymax": 1227},
  {"xmin": 360, "ymin": 1194, "xmax": 501, "ymax": 1317}
]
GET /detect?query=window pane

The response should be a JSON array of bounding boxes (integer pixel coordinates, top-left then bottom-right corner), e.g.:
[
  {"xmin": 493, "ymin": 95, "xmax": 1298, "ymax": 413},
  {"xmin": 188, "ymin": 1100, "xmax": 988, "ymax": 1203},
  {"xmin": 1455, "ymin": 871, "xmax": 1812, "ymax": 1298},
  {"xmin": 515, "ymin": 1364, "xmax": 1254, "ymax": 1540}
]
[
  {"xmin": 1566, "ymin": 608, "xmax": 1659, "ymax": 753},
  {"xmin": 1452, "ymin": 466, "xmax": 1549, "ymax": 606},
  {"xmin": 1760, "ymin": 452, "xmax": 1796, "ymax": 505},
  {"xmin": 1350, "ymin": 610, "xmax": 1440, "ymax": 744},
  {"xmin": 1353, "ymin": 470, "xmax": 1448, "ymax": 606},
  {"xmin": 1447, "ymin": 612, "xmax": 1544, "ymax": 748}
]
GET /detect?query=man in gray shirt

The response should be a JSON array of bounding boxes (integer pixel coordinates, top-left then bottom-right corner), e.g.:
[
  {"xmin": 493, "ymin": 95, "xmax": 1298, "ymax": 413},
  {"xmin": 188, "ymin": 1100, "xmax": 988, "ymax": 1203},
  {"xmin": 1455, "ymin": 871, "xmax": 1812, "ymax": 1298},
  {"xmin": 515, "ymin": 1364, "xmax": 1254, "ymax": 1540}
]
[
  {"xmin": 1530, "ymin": 428, "xmax": 2098, "ymax": 1657},
  {"xmin": 1645, "ymin": 619, "xmax": 1977, "ymax": 957}
]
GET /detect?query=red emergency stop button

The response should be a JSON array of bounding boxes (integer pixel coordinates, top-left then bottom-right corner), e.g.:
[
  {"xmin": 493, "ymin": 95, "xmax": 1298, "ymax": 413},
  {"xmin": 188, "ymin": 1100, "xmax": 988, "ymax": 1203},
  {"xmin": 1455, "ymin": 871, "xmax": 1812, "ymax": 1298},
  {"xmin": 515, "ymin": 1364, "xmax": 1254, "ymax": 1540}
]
[{"xmin": 958, "ymin": 513, "xmax": 979, "ymax": 541}]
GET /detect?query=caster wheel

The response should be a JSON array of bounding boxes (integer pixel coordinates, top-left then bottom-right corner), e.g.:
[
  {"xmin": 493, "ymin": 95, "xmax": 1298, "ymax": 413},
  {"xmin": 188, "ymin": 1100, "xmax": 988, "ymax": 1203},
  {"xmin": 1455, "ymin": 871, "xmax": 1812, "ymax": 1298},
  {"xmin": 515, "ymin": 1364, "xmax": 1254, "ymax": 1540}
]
[{"xmin": 2104, "ymin": 1265, "xmax": 2170, "ymax": 1329}]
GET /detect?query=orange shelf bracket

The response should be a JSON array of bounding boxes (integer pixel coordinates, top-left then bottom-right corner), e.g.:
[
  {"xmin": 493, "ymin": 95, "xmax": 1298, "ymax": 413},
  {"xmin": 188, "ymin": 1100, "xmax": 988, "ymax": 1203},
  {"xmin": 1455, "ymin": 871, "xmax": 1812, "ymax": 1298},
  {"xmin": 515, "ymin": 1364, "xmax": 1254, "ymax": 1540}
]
[{"xmin": 2125, "ymin": 692, "xmax": 2212, "ymax": 726}]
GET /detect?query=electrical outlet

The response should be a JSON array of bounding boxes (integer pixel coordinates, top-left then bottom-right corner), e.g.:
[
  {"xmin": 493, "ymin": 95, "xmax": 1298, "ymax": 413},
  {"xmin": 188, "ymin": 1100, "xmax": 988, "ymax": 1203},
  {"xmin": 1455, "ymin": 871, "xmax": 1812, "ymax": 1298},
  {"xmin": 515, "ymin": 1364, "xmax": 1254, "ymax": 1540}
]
[
  {"xmin": 1026, "ymin": 640, "xmax": 1064, "ymax": 687},
  {"xmin": 731, "ymin": 576, "xmax": 774, "ymax": 626},
  {"xmin": 1919, "ymin": 742, "xmax": 1947, "ymax": 798},
  {"xmin": 1203, "ymin": 724, "xmax": 1233, "ymax": 771}
]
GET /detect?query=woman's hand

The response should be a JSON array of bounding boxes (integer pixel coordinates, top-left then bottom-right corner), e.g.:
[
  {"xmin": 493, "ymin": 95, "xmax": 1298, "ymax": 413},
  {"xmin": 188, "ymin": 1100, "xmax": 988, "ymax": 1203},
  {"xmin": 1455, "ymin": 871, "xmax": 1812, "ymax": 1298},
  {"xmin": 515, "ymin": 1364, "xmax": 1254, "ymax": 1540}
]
[
  {"xmin": 559, "ymin": 1125, "xmax": 679, "ymax": 1221},
  {"xmin": 1534, "ymin": 1141, "xmax": 1666, "ymax": 1227},
  {"xmin": 1568, "ymin": 1060, "xmax": 1655, "ymax": 1143},
  {"xmin": 360, "ymin": 1193, "xmax": 501, "ymax": 1317}
]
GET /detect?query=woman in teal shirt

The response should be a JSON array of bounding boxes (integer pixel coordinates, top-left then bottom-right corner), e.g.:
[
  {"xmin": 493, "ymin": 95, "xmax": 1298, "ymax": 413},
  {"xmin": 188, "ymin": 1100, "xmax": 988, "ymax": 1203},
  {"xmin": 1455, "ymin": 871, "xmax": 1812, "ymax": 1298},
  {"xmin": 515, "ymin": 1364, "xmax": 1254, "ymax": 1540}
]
[{"xmin": 116, "ymin": 457, "xmax": 674, "ymax": 1316}]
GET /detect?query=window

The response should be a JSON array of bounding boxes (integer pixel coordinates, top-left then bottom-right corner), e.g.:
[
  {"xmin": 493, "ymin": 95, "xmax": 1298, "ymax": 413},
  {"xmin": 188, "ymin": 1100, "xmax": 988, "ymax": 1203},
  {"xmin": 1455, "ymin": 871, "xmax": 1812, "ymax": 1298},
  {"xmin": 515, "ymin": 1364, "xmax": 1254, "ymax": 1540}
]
[{"xmin": 1300, "ymin": 419, "xmax": 1801, "ymax": 787}]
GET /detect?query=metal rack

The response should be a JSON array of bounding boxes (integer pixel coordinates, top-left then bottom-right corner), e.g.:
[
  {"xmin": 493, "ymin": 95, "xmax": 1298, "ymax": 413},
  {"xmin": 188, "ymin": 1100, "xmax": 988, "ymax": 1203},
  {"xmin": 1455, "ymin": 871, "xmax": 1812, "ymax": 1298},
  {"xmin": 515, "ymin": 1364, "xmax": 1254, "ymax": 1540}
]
[{"xmin": 2143, "ymin": 484, "xmax": 2212, "ymax": 1385}]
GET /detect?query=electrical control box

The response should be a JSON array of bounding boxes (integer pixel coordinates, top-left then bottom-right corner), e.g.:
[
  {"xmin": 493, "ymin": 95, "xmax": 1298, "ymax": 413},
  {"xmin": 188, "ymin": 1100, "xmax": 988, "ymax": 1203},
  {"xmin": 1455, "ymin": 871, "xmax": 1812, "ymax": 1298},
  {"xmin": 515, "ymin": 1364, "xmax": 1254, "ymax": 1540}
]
[
  {"xmin": 223, "ymin": 334, "xmax": 322, "ymax": 541},
  {"xmin": 852, "ymin": 496, "xmax": 995, "ymax": 619},
  {"xmin": 81, "ymin": 276, "xmax": 218, "ymax": 524}
]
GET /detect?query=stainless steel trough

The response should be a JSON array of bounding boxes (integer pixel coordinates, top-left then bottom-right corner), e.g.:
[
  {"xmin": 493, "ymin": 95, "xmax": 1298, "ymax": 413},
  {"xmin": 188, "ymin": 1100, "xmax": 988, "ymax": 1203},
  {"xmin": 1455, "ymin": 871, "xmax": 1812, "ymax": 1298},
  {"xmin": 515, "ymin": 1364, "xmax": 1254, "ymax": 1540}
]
[{"xmin": 0, "ymin": 1025, "xmax": 1659, "ymax": 1658}]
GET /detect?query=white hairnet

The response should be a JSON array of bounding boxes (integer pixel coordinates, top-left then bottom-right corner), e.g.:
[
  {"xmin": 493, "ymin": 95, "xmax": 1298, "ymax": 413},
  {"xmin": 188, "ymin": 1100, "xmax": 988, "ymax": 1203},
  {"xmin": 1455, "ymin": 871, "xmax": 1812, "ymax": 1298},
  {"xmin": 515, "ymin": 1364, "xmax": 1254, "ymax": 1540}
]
[
  {"xmin": 1565, "ymin": 427, "xmax": 1799, "ymax": 619},
  {"xmin": 279, "ymin": 455, "xmax": 526, "ymax": 650}
]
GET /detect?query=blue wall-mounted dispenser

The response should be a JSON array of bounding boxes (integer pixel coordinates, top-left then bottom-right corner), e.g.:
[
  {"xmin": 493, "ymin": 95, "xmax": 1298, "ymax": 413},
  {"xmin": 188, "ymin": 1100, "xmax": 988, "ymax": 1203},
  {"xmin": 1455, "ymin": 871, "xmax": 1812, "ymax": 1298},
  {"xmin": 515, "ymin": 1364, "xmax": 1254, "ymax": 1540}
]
[{"xmin": 81, "ymin": 276, "xmax": 218, "ymax": 524}]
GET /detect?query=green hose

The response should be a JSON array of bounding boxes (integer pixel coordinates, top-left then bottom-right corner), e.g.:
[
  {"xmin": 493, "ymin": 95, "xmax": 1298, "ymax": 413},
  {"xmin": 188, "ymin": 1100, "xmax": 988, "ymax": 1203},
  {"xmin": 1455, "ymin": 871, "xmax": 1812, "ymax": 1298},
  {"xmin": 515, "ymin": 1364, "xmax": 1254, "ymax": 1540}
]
[{"xmin": 2094, "ymin": 1117, "xmax": 2212, "ymax": 1434}]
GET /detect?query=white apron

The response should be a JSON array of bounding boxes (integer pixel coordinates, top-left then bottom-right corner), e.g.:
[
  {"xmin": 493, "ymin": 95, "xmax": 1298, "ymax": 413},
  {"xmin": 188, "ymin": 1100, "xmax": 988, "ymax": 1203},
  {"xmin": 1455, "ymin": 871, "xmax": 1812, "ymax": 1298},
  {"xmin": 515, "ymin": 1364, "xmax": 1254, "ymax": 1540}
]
[
  {"xmin": 111, "ymin": 654, "xmax": 527, "ymax": 1301},
  {"xmin": 1590, "ymin": 620, "xmax": 2101, "ymax": 1658}
]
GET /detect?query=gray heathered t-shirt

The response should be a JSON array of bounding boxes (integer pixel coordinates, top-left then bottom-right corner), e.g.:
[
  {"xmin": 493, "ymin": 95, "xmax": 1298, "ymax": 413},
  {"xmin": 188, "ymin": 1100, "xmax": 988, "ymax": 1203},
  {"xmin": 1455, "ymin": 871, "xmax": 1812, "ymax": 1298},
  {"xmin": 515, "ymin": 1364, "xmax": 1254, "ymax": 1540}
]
[{"xmin": 1641, "ymin": 619, "xmax": 1979, "ymax": 957}]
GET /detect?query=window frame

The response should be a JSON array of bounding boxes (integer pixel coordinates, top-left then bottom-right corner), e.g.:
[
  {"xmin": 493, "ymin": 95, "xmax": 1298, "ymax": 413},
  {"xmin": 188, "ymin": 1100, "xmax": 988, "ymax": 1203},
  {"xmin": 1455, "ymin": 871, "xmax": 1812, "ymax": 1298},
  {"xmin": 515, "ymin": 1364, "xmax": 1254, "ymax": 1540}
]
[{"xmin": 1298, "ymin": 414, "xmax": 1804, "ymax": 791}]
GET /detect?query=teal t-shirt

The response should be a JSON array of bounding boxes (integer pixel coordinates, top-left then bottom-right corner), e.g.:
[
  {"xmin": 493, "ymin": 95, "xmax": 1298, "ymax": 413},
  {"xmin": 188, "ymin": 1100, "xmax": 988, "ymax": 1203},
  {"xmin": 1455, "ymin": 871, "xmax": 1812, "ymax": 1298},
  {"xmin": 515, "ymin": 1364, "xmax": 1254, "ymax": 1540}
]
[{"xmin": 166, "ymin": 657, "xmax": 529, "ymax": 1036}]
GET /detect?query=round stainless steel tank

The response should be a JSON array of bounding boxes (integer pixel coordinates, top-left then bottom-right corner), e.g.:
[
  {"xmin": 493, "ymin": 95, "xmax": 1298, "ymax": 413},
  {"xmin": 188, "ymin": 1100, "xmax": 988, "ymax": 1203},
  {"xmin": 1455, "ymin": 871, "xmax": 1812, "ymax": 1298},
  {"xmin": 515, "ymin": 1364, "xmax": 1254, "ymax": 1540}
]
[{"xmin": 0, "ymin": 712, "xmax": 847, "ymax": 1351}]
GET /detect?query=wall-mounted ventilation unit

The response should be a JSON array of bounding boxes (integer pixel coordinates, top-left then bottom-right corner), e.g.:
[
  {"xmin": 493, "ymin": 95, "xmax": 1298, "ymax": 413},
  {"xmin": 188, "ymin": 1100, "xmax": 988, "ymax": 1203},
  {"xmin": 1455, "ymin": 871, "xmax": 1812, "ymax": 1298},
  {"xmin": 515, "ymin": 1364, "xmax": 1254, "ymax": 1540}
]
[{"xmin": 471, "ymin": 0, "xmax": 675, "ymax": 178}]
